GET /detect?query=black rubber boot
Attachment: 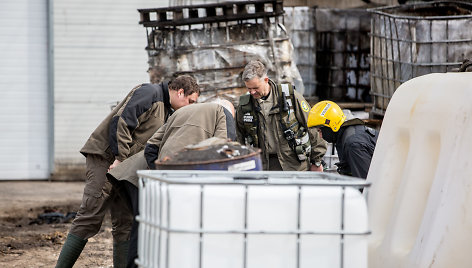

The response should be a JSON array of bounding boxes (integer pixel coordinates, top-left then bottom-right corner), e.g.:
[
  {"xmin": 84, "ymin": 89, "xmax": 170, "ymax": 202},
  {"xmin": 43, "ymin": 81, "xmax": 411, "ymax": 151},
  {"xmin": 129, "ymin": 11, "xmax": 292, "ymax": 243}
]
[
  {"xmin": 55, "ymin": 233, "xmax": 87, "ymax": 268},
  {"xmin": 113, "ymin": 240, "xmax": 130, "ymax": 268}
]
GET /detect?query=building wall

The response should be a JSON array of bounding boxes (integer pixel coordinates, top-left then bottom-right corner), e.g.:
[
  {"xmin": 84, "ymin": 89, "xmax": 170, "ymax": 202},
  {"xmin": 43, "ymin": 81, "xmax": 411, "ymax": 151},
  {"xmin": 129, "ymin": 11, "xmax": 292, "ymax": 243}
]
[
  {"xmin": 0, "ymin": 1, "xmax": 51, "ymax": 180},
  {"xmin": 53, "ymin": 0, "xmax": 169, "ymax": 178}
]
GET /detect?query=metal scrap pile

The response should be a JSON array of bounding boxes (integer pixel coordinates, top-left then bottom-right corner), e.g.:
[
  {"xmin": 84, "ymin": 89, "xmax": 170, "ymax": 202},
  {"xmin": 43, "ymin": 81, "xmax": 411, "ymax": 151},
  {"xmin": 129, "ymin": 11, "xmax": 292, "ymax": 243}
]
[{"xmin": 138, "ymin": 0, "xmax": 305, "ymax": 101}]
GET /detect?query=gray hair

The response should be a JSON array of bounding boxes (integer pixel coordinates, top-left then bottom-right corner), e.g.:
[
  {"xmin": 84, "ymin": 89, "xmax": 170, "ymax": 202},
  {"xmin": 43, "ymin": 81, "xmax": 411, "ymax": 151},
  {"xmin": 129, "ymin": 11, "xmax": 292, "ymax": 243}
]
[
  {"xmin": 242, "ymin": 60, "xmax": 267, "ymax": 82},
  {"xmin": 210, "ymin": 97, "xmax": 235, "ymax": 117}
]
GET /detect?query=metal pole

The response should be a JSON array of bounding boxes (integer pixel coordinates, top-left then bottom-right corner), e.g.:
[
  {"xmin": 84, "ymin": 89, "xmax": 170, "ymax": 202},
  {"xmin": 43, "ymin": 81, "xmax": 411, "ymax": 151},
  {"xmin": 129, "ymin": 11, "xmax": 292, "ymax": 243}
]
[{"xmin": 47, "ymin": 0, "xmax": 55, "ymax": 179}]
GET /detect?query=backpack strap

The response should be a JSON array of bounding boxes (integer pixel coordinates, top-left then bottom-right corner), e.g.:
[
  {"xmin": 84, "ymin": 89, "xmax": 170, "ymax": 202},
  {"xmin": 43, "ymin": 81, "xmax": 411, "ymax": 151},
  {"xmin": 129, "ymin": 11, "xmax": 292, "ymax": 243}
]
[
  {"xmin": 238, "ymin": 94, "xmax": 259, "ymax": 147},
  {"xmin": 277, "ymin": 83, "xmax": 311, "ymax": 162}
]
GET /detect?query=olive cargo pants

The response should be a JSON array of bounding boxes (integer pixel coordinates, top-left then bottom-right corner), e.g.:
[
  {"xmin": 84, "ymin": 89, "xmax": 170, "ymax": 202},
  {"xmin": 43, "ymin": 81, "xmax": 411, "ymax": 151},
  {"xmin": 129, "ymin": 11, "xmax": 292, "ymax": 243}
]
[{"xmin": 70, "ymin": 154, "xmax": 133, "ymax": 242}]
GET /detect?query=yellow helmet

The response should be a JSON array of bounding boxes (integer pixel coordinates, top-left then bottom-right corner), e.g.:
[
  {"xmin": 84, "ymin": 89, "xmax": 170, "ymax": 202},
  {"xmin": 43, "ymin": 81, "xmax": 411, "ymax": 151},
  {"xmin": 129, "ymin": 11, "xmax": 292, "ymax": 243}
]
[{"xmin": 307, "ymin": 100, "xmax": 346, "ymax": 132}]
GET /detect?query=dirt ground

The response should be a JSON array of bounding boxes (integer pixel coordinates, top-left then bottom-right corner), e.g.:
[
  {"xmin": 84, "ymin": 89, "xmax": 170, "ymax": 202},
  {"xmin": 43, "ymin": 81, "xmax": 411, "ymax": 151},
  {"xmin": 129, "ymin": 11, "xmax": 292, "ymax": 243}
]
[{"xmin": 0, "ymin": 181, "xmax": 114, "ymax": 268}]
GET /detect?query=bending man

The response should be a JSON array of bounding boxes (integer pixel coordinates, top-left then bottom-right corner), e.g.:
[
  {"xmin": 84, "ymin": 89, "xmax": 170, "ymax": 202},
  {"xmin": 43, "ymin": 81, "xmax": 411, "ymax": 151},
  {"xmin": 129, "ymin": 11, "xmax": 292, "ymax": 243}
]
[{"xmin": 55, "ymin": 75, "xmax": 199, "ymax": 268}]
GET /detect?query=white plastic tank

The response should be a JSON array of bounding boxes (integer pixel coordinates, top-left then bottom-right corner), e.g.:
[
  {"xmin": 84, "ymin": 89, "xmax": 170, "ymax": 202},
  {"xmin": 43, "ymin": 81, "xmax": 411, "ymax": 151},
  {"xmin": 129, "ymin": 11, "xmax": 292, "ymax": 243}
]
[
  {"xmin": 366, "ymin": 72, "xmax": 472, "ymax": 268},
  {"xmin": 136, "ymin": 170, "xmax": 370, "ymax": 268}
]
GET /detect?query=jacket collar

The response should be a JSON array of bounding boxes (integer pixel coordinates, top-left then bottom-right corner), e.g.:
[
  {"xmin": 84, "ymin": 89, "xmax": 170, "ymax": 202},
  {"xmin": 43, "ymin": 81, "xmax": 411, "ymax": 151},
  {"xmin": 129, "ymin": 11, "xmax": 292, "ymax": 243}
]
[{"xmin": 162, "ymin": 81, "xmax": 173, "ymax": 117}]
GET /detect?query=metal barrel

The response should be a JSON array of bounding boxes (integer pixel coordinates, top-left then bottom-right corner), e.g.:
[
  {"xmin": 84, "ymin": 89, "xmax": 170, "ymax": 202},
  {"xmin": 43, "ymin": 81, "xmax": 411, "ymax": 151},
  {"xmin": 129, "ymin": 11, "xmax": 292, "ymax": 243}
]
[{"xmin": 155, "ymin": 148, "xmax": 262, "ymax": 171}]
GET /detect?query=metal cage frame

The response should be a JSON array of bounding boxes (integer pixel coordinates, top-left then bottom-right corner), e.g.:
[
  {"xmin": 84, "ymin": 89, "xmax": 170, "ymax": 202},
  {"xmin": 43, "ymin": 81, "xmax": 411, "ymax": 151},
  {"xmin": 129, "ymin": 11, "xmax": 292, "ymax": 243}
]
[{"xmin": 136, "ymin": 170, "xmax": 371, "ymax": 268}]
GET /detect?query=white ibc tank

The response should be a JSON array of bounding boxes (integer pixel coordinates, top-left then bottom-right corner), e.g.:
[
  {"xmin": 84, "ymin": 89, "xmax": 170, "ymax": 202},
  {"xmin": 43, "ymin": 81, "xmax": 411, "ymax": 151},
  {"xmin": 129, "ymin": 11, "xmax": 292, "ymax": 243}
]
[
  {"xmin": 366, "ymin": 72, "xmax": 472, "ymax": 268},
  {"xmin": 136, "ymin": 170, "xmax": 370, "ymax": 268}
]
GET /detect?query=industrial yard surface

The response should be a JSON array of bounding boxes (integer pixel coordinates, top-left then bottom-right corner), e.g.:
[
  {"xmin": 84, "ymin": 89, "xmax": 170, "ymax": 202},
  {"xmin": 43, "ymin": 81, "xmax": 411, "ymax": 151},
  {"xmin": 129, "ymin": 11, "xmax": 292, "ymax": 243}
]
[{"xmin": 0, "ymin": 181, "xmax": 113, "ymax": 267}]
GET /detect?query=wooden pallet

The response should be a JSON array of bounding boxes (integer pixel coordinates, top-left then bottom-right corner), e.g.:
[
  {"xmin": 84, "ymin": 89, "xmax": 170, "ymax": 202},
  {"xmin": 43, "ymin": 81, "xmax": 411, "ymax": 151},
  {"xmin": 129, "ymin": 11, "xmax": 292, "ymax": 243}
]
[{"xmin": 138, "ymin": 0, "xmax": 283, "ymax": 28}]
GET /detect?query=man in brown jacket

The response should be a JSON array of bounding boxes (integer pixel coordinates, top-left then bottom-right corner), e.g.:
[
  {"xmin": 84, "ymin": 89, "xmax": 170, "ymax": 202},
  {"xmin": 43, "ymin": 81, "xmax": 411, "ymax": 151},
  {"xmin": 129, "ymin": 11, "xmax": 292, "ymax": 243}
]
[
  {"xmin": 107, "ymin": 99, "xmax": 236, "ymax": 268},
  {"xmin": 55, "ymin": 75, "xmax": 200, "ymax": 268},
  {"xmin": 236, "ymin": 60, "xmax": 327, "ymax": 171}
]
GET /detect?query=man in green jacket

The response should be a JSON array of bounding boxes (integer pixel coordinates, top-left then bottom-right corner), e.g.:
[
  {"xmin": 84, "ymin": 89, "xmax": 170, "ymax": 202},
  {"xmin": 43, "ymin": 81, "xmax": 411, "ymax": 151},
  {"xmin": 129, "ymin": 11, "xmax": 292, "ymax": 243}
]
[
  {"xmin": 236, "ymin": 60, "xmax": 327, "ymax": 171},
  {"xmin": 55, "ymin": 75, "xmax": 200, "ymax": 268},
  {"xmin": 107, "ymin": 99, "xmax": 236, "ymax": 268}
]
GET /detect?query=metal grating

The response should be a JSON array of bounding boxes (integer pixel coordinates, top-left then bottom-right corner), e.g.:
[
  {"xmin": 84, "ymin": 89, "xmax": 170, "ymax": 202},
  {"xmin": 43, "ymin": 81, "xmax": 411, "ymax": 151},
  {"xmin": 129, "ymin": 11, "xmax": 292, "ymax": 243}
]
[
  {"xmin": 138, "ymin": 1, "xmax": 283, "ymax": 28},
  {"xmin": 369, "ymin": 1, "xmax": 472, "ymax": 116}
]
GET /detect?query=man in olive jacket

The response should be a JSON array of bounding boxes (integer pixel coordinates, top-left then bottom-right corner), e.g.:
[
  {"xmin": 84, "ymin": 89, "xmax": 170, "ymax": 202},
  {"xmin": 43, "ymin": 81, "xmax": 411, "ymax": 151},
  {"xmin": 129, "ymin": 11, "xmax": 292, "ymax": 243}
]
[
  {"xmin": 236, "ymin": 60, "xmax": 327, "ymax": 171},
  {"xmin": 55, "ymin": 75, "xmax": 199, "ymax": 268},
  {"xmin": 107, "ymin": 99, "xmax": 236, "ymax": 268}
]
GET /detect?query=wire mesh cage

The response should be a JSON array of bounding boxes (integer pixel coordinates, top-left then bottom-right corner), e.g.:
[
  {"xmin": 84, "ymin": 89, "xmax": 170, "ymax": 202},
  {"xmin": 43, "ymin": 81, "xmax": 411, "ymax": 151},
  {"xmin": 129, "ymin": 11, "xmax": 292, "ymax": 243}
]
[
  {"xmin": 315, "ymin": 8, "xmax": 372, "ymax": 103},
  {"xmin": 369, "ymin": 1, "xmax": 472, "ymax": 116},
  {"xmin": 136, "ymin": 170, "xmax": 370, "ymax": 268}
]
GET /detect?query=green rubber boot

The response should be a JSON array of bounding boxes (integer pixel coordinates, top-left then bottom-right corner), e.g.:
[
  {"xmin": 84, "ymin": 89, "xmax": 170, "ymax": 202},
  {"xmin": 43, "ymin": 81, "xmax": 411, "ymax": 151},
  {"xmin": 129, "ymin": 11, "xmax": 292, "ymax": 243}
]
[
  {"xmin": 55, "ymin": 233, "xmax": 87, "ymax": 268},
  {"xmin": 113, "ymin": 240, "xmax": 129, "ymax": 268}
]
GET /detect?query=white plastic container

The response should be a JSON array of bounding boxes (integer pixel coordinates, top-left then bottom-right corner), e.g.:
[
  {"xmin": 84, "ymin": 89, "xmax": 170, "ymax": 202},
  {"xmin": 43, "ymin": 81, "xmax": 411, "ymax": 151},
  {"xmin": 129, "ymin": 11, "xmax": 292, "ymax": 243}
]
[
  {"xmin": 366, "ymin": 72, "xmax": 472, "ymax": 268},
  {"xmin": 137, "ymin": 170, "xmax": 370, "ymax": 268}
]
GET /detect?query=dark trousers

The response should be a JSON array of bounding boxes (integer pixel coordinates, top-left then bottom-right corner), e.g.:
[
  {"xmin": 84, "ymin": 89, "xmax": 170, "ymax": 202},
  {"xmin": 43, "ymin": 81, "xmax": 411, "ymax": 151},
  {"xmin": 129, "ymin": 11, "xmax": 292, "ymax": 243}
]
[
  {"xmin": 71, "ymin": 154, "xmax": 132, "ymax": 241},
  {"xmin": 268, "ymin": 154, "xmax": 283, "ymax": 171},
  {"xmin": 121, "ymin": 181, "xmax": 139, "ymax": 268}
]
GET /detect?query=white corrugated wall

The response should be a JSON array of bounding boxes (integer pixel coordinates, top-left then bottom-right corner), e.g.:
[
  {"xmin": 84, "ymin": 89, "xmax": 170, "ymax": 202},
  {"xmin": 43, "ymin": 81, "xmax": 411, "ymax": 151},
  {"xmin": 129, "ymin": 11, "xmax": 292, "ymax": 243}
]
[
  {"xmin": 53, "ymin": 0, "xmax": 168, "ymax": 172},
  {"xmin": 0, "ymin": 1, "xmax": 51, "ymax": 180}
]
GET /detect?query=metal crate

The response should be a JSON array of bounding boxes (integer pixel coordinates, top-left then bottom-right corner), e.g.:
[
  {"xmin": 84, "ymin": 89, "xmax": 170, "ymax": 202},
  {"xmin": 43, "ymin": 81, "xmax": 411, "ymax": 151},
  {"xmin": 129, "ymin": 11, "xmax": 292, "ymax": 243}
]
[
  {"xmin": 369, "ymin": 1, "xmax": 472, "ymax": 116},
  {"xmin": 136, "ymin": 170, "xmax": 370, "ymax": 268}
]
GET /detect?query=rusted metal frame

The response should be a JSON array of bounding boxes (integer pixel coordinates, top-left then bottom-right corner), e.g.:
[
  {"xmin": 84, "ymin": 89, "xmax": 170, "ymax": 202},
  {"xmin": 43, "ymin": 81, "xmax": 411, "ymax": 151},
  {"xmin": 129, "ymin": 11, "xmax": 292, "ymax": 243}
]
[
  {"xmin": 138, "ymin": 1, "xmax": 284, "ymax": 27},
  {"xmin": 174, "ymin": 66, "xmax": 245, "ymax": 74},
  {"xmin": 445, "ymin": 20, "xmax": 449, "ymax": 72},
  {"xmin": 370, "ymin": 73, "xmax": 404, "ymax": 84},
  {"xmin": 296, "ymin": 63, "xmax": 318, "ymax": 67},
  {"xmin": 143, "ymin": 37, "xmax": 290, "ymax": 52},
  {"xmin": 266, "ymin": 16, "xmax": 281, "ymax": 82},
  {"xmin": 369, "ymin": 56, "xmax": 463, "ymax": 67},
  {"xmin": 145, "ymin": 27, "xmax": 151, "ymax": 49},
  {"xmin": 342, "ymin": 14, "xmax": 349, "ymax": 100},
  {"xmin": 316, "ymin": 82, "xmax": 370, "ymax": 90},
  {"xmin": 355, "ymin": 15, "xmax": 363, "ymax": 101},
  {"xmin": 315, "ymin": 48, "xmax": 370, "ymax": 53},
  {"xmin": 172, "ymin": 59, "xmax": 293, "ymax": 76},
  {"xmin": 137, "ymin": 0, "xmax": 282, "ymax": 15},
  {"xmin": 408, "ymin": 18, "xmax": 415, "ymax": 79},
  {"xmin": 197, "ymin": 86, "xmax": 246, "ymax": 93},
  {"xmin": 326, "ymin": 31, "xmax": 334, "ymax": 99},
  {"xmin": 142, "ymin": 12, "xmax": 284, "ymax": 28},
  {"xmin": 337, "ymin": 102, "xmax": 373, "ymax": 110},
  {"xmin": 393, "ymin": 15, "xmax": 402, "ymax": 90},
  {"xmin": 370, "ymin": 15, "xmax": 384, "ymax": 117},
  {"xmin": 301, "ymin": 81, "xmax": 317, "ymax": 87},
  {"xmin": 371, "ymin": 108, "xmax": 385, "ymax": 116},
  {"xmin": 369, "ymin": 13, "xmax": 376, "ymax": 112},
  {"xmin": 369, "ymin": 15, "xmax": 381, "ymax": 110},
  {"xmin": 316, "ymin": 30, "xmax": 370, "ymax": 34},
  {"xmin": 369, "ymin": 33, "xmax": 472, "ymax": 44},
  {"xmin": 316, "ymin": 25, "xmax": 371, "ymax": 99},
  {"xmin": 387, "ymin": 16, "xmax": 396, "ymax": 99},
  {"xmin": 370, "ymin": 90, "xmax": 393, "ymax": 99},
  {"xmin": 316, "ymin": 65, "xmax": 369, "ymax": 71},
  {"xmin": 379, "ymin": 15, "xmax": 388, "ymax": 110},
  {"xmin": 369, "ymin": 1, "xmax": 472, "ymax": 21},
  {"xmin": 429, "ymin": 19, "xmax": 433, "ymax": 74}
]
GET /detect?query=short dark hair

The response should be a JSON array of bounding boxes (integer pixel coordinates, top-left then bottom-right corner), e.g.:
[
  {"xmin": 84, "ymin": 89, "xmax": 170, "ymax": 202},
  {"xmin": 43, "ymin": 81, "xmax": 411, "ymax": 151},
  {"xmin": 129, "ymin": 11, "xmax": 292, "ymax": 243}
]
[{"xmin": 169, "ymin": 75, "xmax": 200, "ymax": 96}]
